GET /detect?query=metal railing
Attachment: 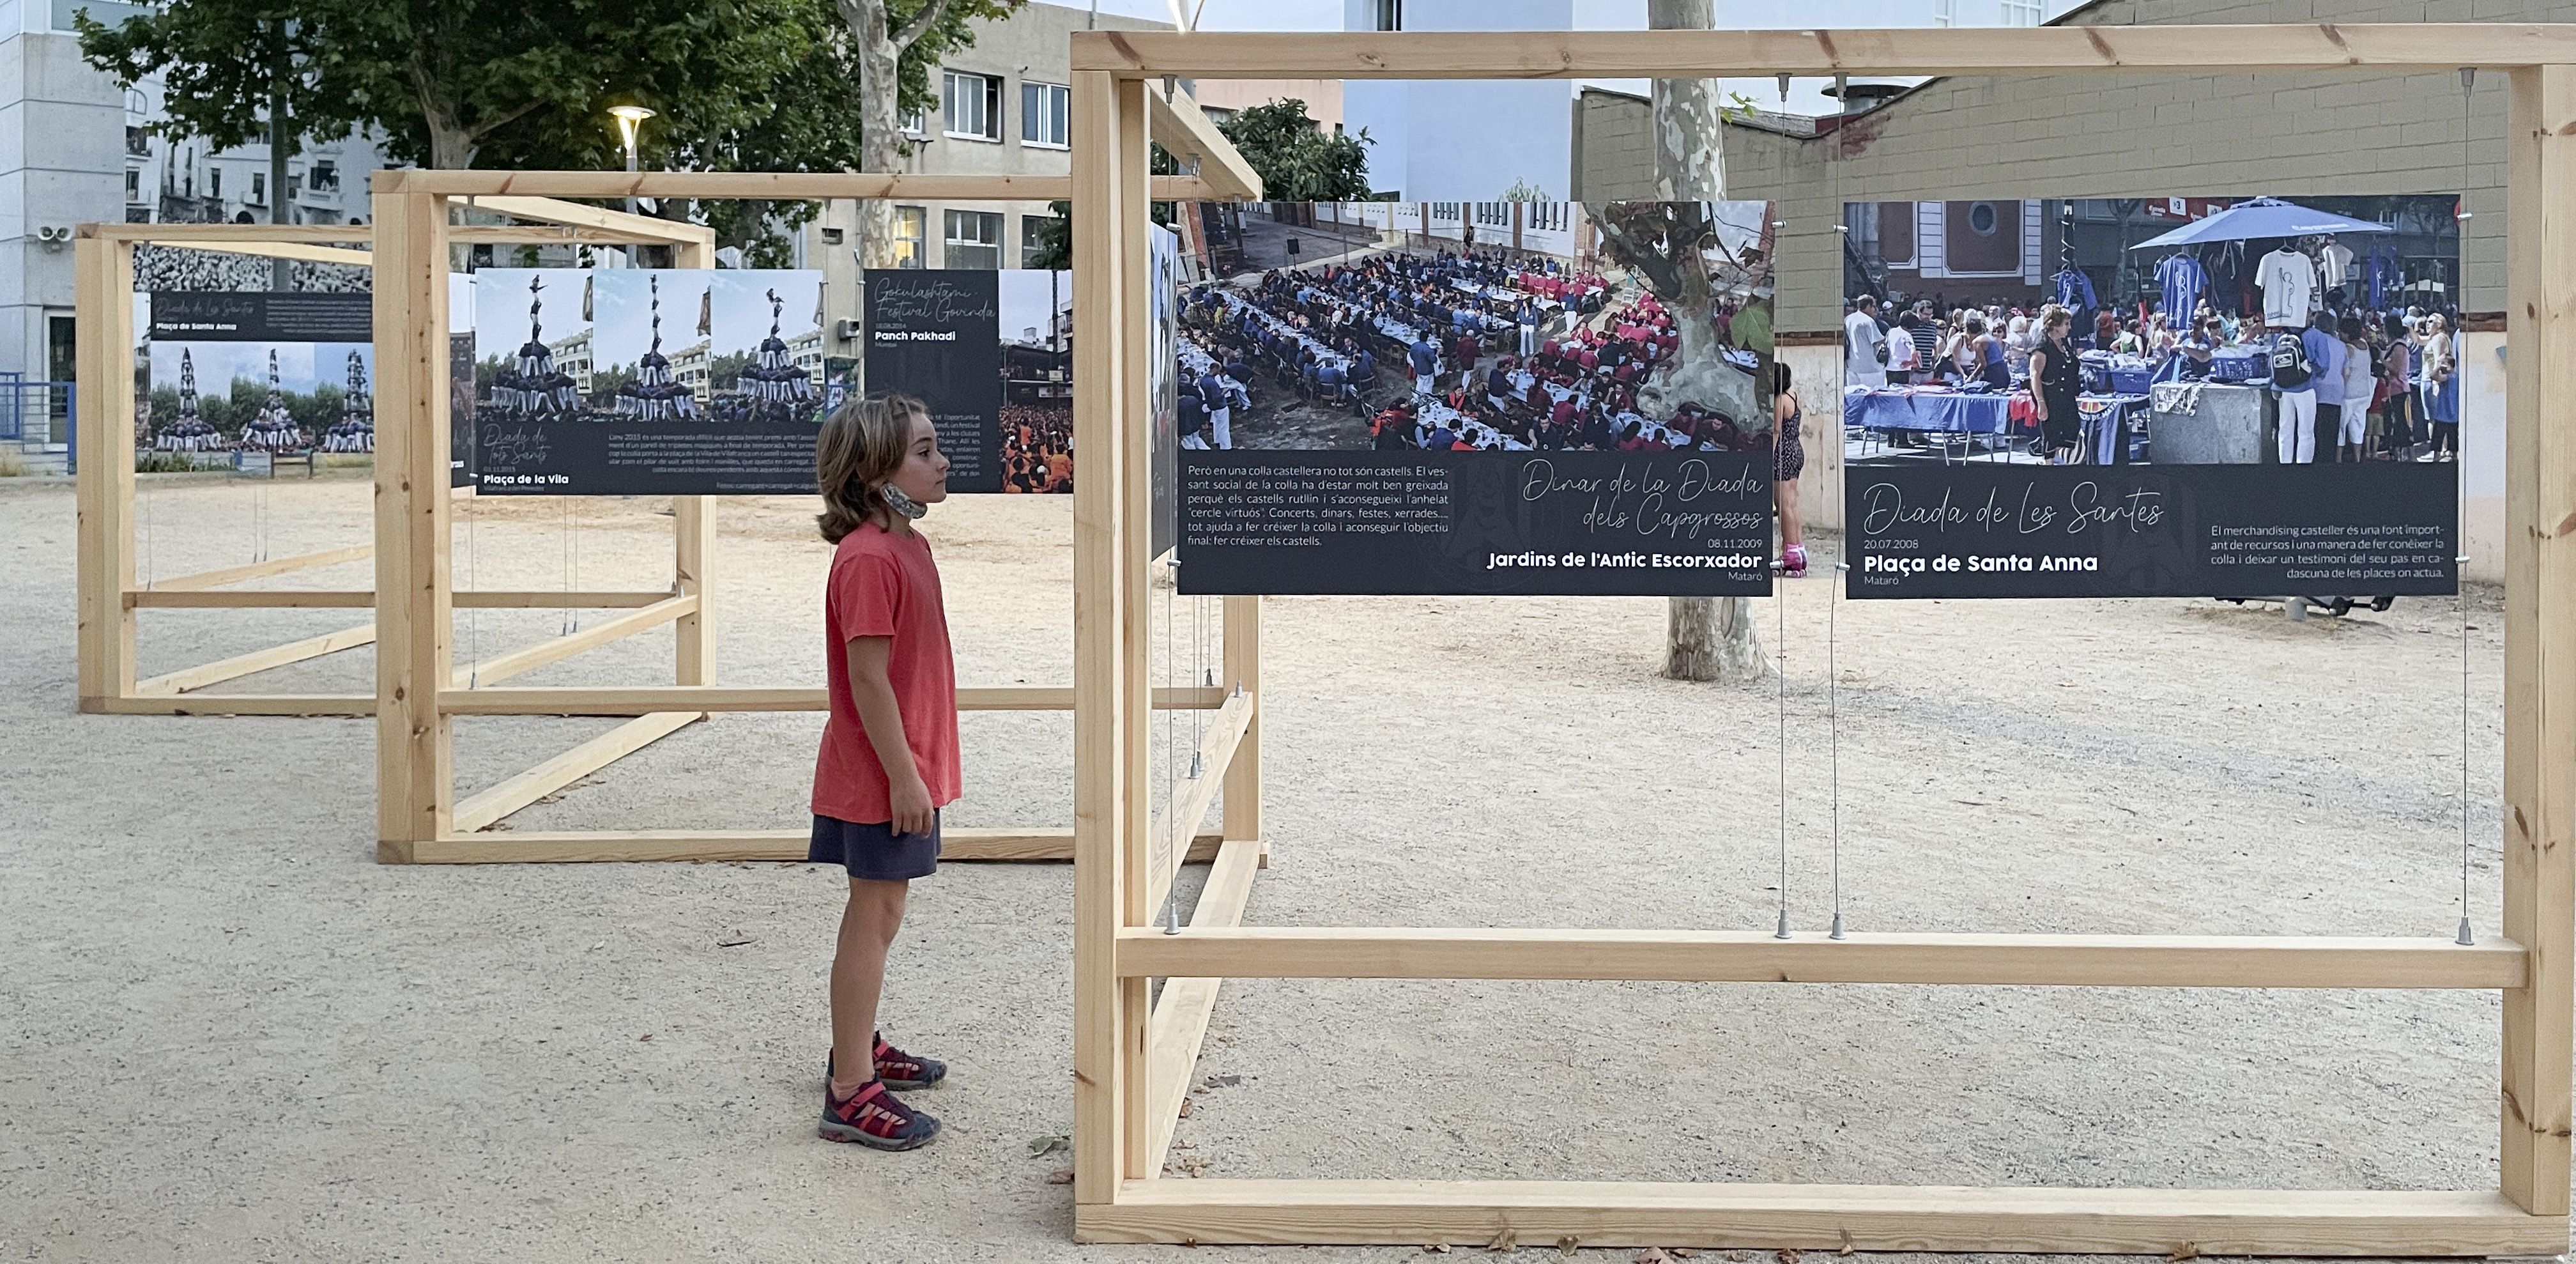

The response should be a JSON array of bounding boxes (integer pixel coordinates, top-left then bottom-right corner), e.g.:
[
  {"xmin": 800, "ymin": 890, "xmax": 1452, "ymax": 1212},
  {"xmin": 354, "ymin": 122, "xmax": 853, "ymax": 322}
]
[{"xmin": 0, "ymin": 374, "xmax": 77, "ymax": 465}]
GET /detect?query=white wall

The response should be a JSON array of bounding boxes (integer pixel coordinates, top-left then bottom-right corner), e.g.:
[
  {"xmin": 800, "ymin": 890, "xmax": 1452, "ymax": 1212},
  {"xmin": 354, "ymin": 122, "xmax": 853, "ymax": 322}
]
[{"xmin": 1342, "ymin": 0, "xmax": 1572, "ymax": 200}]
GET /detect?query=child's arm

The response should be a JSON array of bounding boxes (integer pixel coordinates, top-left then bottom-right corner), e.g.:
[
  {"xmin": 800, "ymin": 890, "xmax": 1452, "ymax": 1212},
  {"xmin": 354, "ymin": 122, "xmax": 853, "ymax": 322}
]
[{"xmin": 845, "ymin": 635, "xmax": 935, "ymax": 836}]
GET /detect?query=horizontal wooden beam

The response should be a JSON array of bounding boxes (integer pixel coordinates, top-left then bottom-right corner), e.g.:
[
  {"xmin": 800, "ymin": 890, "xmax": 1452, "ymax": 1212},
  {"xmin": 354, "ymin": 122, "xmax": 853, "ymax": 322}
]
[
  {"xmin": 467, "ymin": 195, "xmax": 715, "ymax": 247},
  {"xmin": 148, "ymin": 544, "xmax": 373, "ymax": 592},
  {"xmin": 449, "ymin": 226, "xmax": 698, "ymax": 246},
  {"xmin": 1115, "ymin": 929, "xmax": 2527, "ymax": 990},
  {"xmin": 1144, "ymin": 836, "xmax": 1263, "ymax": 1169},
  {"xmin": 91, "ymin": 693, "xmax": 372, "ymax": 717},
  {"xmin": 1147, "ymin": 81, "xmax": 1262, "ymax": 201},
  {"xmin": 453, "ymin": 590, "xmax": 680, "ymax": 608},
  {"xmin": 436, "ymin": 684, "xmax": 1231, "ymax": 716},
  {"xmin": 374, "ymin": 170, "xmax": 1234, "ymax": 201},
  {"xmin": 450, "ymin": 594, "xmax": 696, "ymax": 688},
  {"xmin": 128, "ymin": 589, "xmax": 374, "ymax": 609},
  {"xmin": 1069, "ymin": 24, "xmax": 2576, "ymax": 78},
  {"xmin": 450, "ymin": 710, "xmax": 705, "ymax": 834},
  {"xmin": 82, "ymin": 223, "xmax": 373, "ymax": 243},
  {"xmin": 408, "ymin": 827, "xmax": 1223, "ymax": 865},
  {"xmin": 133, "ymin": 620, "xmax": 376, "ymax": 695},
  {"xmin": 1081, "ymin": 1182, "xmax": 2563, "ymax": 1255}
]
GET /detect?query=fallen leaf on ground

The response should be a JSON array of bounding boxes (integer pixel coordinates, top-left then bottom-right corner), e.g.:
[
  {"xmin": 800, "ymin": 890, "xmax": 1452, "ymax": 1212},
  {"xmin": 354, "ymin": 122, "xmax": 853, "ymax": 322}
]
[
  {"xmin": 1839, "ymin": 1227, "xmax": 1855, "ymax": 1256},
  {"xmin": 1027, "ymin": 1134, "xmax": 1070, "ymax": 1157},
  {"xmin": 1045, "ymin": 1168, "xmax": 1073, "ymax": 1185},
  {"xmin": 1176, "ymin": 1098, "xmax": 1193, "ymax": 1118},
  {"xmin": 1634, "ymin": 1250, "xmax": 1671, "ymax": 1264},
  {"xmin": 1420, "ymin": 1245, "xmax": 1448, "ymax": 1255},
  {"xmin": 2166, "ymin": 1247, "xmax": 2200, "ymax": 1263},
  {"xmin": 1203, "ymin": 1073, "xmax": 1243, "ymax": 1089},
  {"xmin": 1173, "ymin": 1139, "xmax": 1194, "ymax": 1150},
  {"xmin": 637, "ymin": 1034, "xmax": 653, "ymax": 1042},
  {"xmin": 1777, "ymin": 1252, "xmax": 1801, "ymax": 1264},
  {"xmin": 714, "ymin": 934, "xmax": 753, "ymax": 948},
  {"xmin": 1487, "ymin": 1228, "xmax": 1516, "ymax": 1251},
  {"xmin": 1666, "ymin": 1251, "xmax": 1697, "ymax": 1260},
  {"xmin": 1557, "ymin": 1237, "xmax": 1580, "ymax": 1257}
]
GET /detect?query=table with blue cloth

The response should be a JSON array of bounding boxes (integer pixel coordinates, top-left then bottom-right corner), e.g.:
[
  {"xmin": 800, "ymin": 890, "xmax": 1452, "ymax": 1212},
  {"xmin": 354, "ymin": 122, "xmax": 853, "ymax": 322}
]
[
  {"xmin": 2075, "ymin": 393, "xmax": 2152, "ymax": 465},
  {"xmin": 2207, "ymin": 346, "xmax": 2266, "ymax": 382},
  {"xmin": 1844, "ymin": 385, "xmax": 2014, "ymax": 435}
]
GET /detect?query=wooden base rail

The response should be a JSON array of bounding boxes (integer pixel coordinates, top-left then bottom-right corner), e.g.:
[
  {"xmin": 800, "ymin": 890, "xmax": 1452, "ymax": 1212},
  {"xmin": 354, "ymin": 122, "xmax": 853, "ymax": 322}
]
[
  {"xmin": 91, "ymin": 693, "xmax": 374, "ymax": 717},
  {"xmin": 133, "ymin": 621, "xmax": 376, "ymax": 696},
  {"xmin": 436, "ymin": 684, "xmax": 1232, "ymax": 716},
  {"xmin": 1114, "ymin": 929, "xmax": 2527, "ymax": 990},
  {"xmin": 1077, "ymin": 1182, "xmax": 2564, "ymax": 1255},
  {"xmin": 126, "ymin": 589, "xmax": 681, "ymax": 610},
  {"xmin": 400, "ymin": 828, "xmax": 1226, "ymax": 865}
]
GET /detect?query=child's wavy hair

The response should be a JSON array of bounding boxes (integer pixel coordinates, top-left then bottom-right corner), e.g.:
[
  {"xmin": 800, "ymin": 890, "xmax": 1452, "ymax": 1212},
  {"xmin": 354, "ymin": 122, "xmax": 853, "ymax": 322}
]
[{"xmin": 815, "ymin": 392, "xmax": 926, "ymax": 544}]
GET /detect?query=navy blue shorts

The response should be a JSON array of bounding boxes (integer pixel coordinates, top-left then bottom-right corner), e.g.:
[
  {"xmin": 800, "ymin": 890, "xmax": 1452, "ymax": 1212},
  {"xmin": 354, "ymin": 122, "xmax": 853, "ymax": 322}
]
[{"xmin": 809, "ymin": 811, "xmax": 940, "ymax": 881}]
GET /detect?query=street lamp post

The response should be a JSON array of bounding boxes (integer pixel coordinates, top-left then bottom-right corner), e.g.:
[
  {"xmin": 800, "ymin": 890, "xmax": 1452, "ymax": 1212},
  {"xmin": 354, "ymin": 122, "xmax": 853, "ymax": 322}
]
[{"xmin": 608, "ymin": 104, "xmax": 656, "ymax": 265}]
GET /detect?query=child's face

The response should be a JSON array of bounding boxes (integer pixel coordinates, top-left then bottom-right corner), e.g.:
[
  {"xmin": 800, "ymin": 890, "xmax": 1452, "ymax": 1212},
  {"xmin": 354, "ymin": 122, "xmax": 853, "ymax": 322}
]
[{"xmin": 892, "ymin": 409, "xmax": 951, "ymax": 505}]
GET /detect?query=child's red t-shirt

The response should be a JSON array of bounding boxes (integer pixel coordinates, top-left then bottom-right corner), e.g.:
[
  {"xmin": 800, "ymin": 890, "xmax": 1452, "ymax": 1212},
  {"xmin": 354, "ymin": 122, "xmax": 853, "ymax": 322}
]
[{"xmin": 811, "ymin": 523, "xmax": 961, "ymax": 825}]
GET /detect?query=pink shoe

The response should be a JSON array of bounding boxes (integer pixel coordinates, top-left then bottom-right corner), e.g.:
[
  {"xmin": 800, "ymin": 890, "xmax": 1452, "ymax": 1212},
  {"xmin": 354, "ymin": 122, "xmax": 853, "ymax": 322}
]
[{"xmin": 1778, "ymin": 544, "xmax": 1808, "ymax": 578}]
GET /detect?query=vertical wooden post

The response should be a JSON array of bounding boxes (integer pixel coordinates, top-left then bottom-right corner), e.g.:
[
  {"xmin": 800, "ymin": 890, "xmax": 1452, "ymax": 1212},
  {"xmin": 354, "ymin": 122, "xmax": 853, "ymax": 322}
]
[
  {"xmin": 1071, "ymin": 68, "xmax": 1137, "ymax": 1212},
  {"xmin": 373, "ymin": 179, "xmax": 456, "ymax": 861},
  {"xmin": 670, "ymin": 238, "xmax": 716, "ymax": 690},
  {"xmin": 74, "ymin": 234, "xmax": 136, "ymax": 711},
  {"xmin": 2499, "ymin": 62, "xmax": 2576, "ymax": 1219},
  {"xmin": 1111, "ymin": 72, "xmax": 1157, "ymax": 1188},
  {"xmin": 1220, "ymin": 595, "xmax": 1261, "ymax": 846}
]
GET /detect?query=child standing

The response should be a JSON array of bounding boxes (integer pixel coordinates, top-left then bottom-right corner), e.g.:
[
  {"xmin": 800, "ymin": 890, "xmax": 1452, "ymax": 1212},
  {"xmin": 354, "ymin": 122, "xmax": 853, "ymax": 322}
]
[{"xmin": 810, "ymin": 393, "xmax": 958, "ymax": 1151}]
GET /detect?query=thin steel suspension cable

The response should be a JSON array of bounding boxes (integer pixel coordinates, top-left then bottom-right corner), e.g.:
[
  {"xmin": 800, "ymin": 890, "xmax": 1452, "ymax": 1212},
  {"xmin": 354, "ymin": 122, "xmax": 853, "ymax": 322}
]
[
  {"xmin": 1775, "ymin": 560, "xmax": 1790, "ymax": 941},
  {"xmin": 1163, "ymin": 560, "xmax": 1183, "ymax": 935},
  {"xmin": 2455, "ymin": 66, "xmax": 2476, "ymax": 946},
  {"xmin": 1830, "ymin": 550, "xmax": 1847, "ymax": 940}
]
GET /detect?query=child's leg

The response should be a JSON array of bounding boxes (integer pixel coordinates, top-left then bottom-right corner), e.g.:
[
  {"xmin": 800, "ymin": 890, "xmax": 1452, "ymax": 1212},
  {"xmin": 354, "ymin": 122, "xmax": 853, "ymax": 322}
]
[{"xmin": 831, "ymin": 877, "xmax": 908, "ymax": 1094}]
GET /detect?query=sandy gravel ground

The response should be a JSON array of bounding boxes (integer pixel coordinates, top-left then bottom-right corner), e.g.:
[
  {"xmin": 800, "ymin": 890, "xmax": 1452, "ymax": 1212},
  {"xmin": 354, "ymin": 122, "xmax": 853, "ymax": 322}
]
[{"xmin": 0, "ymin": 472, "xmax": 2542, "ymax": 1263}]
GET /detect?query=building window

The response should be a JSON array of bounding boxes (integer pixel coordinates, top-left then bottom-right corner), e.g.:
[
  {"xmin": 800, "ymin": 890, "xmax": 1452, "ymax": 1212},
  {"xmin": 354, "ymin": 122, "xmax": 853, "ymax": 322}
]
[
  {"xmin": 1022, "ymin": 81, "xmax": 1071, "ymax": 149},
  {"xmin": 891, "ymin": 205, "xmax": 926, "ymax": 268},
  {"xmin": 1374, "ymin": 0, "xmax": 1401, "ymax": 31},
  {"xmin": 1932, "ymin": 0, "xmax": 1957, "ymax": 25},
  {"xmin": 901, "ymin": 107, "xmax": 928, "ymax": 137},
  {"xmin": 1476, "ymin": 202, "xmax": 1510, "ymax": 227},
  {"xmin": 2000, "ymin": 0, "xmax": 2043, "ymax": 24},
  {"xmin": 944, "ymin": 208, "xmax": 1003, "ymax": 268},
  {"xmin": 944, "ymin": 70, "xmax": 1000, "ymax": 142},
  {"xmin": 125, "ymin": 169, "xmax": 140, "ymax": 202},
  {"xmin": 208, "ymin": 166, "xmax": 221, "ymax": 199},
  {"xmin": 249, "ymin": 171, "xmax": 266, "ymax": 204},
  {"xmin": 309, "ymin": 161, "xmax": 338, "ymax": 194},
  {"xmin": 1022, "ymin": 215, "xmax": 1057, "ymax": 267},
  {"xmin": 1525, "ymin": 203, "xmax": 1566, "ymax": 232},
  {"xmin": 1430, "ymin": 202, "xmax": 1459, "ymax": 223},
  {"xmin": 1966, "ymin": 201, "xmax": 2000, "ymax": 235}
]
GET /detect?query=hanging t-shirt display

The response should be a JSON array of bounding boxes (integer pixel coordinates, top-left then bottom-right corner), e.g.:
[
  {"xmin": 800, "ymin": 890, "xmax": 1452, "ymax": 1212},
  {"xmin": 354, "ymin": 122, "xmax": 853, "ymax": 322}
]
[
  {"xmin": 1173, "ymin": 200, "xmax": 1777, "ymax": 597},
  {"xmin": 2254, "ymin": 248, "xmax": 2315, "ymax": 327}
]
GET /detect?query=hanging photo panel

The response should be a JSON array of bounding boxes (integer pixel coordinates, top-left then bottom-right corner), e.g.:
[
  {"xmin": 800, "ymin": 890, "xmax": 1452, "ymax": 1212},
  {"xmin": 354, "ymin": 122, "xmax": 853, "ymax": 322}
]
[
  {"xmin": 859, "ymin": 268, "xmax": 1075, "ymax": 495},
  {"xmin": 1172, "ymin": 200, "xmax": 1778, "ymax": 597},
  {"xmin": 470, "ymin": 267, "xmax": 827, "ymax": 495},
  {"xmin": 144, "ymin": 291, "xmax": 374, "ymax": 456},
  {"xmin": 1837, "ymin": 194, "xmax": 2463, "ymax": 599}
]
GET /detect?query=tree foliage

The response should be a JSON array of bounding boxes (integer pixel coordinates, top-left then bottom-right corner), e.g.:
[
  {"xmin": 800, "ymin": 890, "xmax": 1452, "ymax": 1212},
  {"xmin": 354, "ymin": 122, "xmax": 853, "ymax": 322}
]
[
  {"xmin": 1212, "ymin": 99, "xmax": 1372, "ymax": 202},
  {"xmin": 81, "ymin": 0, "xmax": 1008, "ymax": 258}
]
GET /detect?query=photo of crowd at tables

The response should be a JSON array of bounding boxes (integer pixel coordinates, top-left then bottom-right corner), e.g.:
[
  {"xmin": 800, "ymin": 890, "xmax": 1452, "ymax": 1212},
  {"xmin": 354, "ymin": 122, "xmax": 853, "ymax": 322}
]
[
  {"xmin": 1174, "ymin": 199, "xmax": 1776, "ymax": 461},
  {"xmin": 997, "ymin": 269, "xmax": 1074, "ymax": 493},
  {"xmin": 1838, "ymin": 196, "xmax": 2464, "ymax": 468}
]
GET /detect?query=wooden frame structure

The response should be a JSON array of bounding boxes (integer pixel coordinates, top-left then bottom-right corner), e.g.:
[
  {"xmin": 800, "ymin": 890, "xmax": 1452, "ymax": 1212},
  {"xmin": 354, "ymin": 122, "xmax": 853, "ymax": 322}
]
[
  {"xmin": 366, "ymin": 90, "xmax": 1261, "ymax": 864},
  {"xmin": 74, "ymin": 206, "xmax": 716, "ymax": 718},
  {"xmin": 1062, "ymin": 26, "xmax": 2576, "ymax": 1255}
]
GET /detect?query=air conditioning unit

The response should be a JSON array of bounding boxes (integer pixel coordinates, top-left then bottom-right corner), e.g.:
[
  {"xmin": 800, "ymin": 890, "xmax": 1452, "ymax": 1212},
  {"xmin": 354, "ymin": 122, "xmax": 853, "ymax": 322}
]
[{"xmin": 836, "ymin": 318, "xmax": 864, "ymax": 341}]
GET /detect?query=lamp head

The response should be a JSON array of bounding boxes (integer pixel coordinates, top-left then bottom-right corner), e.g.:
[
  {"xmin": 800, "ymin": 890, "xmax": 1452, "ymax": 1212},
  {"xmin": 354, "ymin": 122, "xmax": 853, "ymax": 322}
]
[{"xmin": 608, "ymin": 104, "xmax": 656, "ymax": 150}]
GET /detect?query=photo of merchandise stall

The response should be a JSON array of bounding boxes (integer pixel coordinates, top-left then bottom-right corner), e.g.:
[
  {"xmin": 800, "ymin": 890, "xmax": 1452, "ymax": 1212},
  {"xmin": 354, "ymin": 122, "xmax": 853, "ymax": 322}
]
[
  {"xmin": 362, "ymin": 95, "xmax": 1264, "ymax": 871},
  {"xmin": 1062, "ymin": 24, "xmax": 2576, "ymax": 1256},
  {"xmin": 73, "ymin": 208, "xmax": 720, "ymax": 720}
]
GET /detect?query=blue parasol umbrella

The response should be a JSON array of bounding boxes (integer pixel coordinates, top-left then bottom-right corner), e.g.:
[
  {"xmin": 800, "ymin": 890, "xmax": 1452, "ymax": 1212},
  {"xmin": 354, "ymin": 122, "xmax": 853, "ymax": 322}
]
[{"xmin": 2126, "ymin": 197, "xmax": 2396, "ymax": 250}]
